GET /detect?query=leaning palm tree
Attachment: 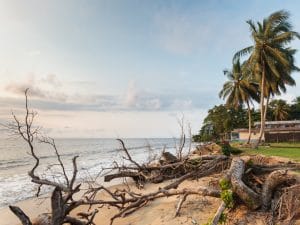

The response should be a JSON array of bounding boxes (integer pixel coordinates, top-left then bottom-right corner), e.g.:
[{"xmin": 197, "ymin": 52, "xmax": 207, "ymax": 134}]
[
  {"xmin": 219, "ymin": 60, "xmax": 259, "ymax": 144},
  {"xmin": 233, "ymin": 10, "xmax": 299, "ymax": 147}
]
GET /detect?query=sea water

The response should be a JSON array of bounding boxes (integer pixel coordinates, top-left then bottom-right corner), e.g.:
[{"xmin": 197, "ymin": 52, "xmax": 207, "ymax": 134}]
[{"xmin": 0, "ymin": 138, "xmax": 194, "ymax": 208}]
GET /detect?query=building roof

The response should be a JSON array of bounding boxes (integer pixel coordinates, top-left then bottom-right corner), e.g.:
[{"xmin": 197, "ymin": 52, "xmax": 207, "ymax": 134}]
[{"xmin": 254, "ymin": 120, "xmax": 300, "ymax": 126}]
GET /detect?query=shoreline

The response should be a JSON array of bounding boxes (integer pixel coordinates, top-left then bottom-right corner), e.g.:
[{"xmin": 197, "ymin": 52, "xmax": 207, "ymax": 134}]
[
  {"xmin": 0, "ymin": 177, "xmax": 124, "ymax": 225},
  {"xmin": 0, "ymin": 176, "xmax": 221, "ymax": 225}
]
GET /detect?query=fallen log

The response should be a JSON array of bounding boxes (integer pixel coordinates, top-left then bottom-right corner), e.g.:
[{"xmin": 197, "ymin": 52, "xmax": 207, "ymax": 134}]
[
  {"xmin": 104, "ymin": 171, "xmax": 146, "ymax": 183},
  {"xmin": 9, "ymin": 206, "xmax": 32, "ymax": 225},
  {"xmin": 262, "ymin": 170, "xmax": 296, "ymax": 210},
  {"xmin": 229, "ymin": 158, "xmax": 261, "ymax": 210}
]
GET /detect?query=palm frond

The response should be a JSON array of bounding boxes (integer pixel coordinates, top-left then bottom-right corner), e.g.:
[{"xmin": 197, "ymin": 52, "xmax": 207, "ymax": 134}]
[{"xmin": 233, "ymin": 46, "xmax": 253, "ymax": 62}]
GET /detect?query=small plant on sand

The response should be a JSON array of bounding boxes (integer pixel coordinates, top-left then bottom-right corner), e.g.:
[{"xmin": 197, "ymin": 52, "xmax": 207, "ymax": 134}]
[
  {"xmin": 219, "ymin": 178, "xmax": 234, "ymax": 209},
  {"xmin": 221, "ymin": 190, "xmax": 234, "ymax": 209},
  {"xmin": 219, "ymin": 212, "xmax": 227, "ymax": 224},
  {"xmin": 219, "ymin": 178, "xmax": 231, "ymax": 190}
]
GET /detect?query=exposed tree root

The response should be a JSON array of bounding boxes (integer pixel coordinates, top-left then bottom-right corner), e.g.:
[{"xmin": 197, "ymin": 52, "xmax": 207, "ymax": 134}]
[
  {"xmin": 211, "ymin": 201, "xmax": 226, "ymax": 225},
  {"xmin": 6, "ymin": 92, "xmax": 300, "ymax": 225}
]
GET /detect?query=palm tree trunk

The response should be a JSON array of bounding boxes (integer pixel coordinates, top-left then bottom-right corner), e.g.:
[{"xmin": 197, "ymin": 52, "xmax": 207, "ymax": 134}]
[
  {"xmin": 246, "ymin": 101, "xmax": 252, "ymax": 144},
  {"xmin": 262, "ymin": 95, "xmax": 270, "ymax": 142},
  {"xmin": 255, "ymin": 64, "xmax": 266, "ymax": 148}
]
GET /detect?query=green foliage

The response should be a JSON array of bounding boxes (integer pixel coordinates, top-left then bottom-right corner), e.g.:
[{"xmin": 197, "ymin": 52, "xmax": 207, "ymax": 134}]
[
  {"xmin": 220, "ymin": 141, "xmax": 231, "ymax": 156},
  {"xmin": 192, "ymin": 134, "xmax": 202, "ymax": 142},
  {"xmin": 246, "ymin": 159, "xmax": 254, "ymax": 167},
  {"xmin": 194, "ymin": 95, "xmax": 300, "ymax": 143},
  {"xmin": 219, "ymin": 178, "xmax": 234, "ymax": 209},
  {"xmin": 221, "ymin": 190, "xmax": 234, "ymax": 209},
  {"xmin": 203, "ymin": 222, "xmax": 211, "ymax": 225},
  {"xmin": 219, "ymin": 212, "xmax": 227, "ymax": 224},
  {"xmin": 219, "ymin": 179, "xmax": 231, "ymax": 190},
  {"xmin": 219, "ymin": 59, "xmax": 259, "ymax": 109},
  {"xmin": 233, "ymin": 10, "xmax": 299, "ymax": 144},
  {"xmin": 229, "ymin": 147, "xmax": 243, "ymax": 155},
  {"xmin": 239, "ymin": 143, "xmax": 300, "ymax": 161},
  {"xmin": 269, "ymin": 99, "xmax": 290, "ymax": 121},
  {"xmin": 202, "ymin": 213, "xmax": 227, "ymax": 225},
  {"xmin": 196, "ymin": 104, "xmax": 248, "ymax": 142}
]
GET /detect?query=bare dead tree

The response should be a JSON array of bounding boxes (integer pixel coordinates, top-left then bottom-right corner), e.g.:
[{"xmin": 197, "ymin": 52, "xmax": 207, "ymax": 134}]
[
  {"xmin": 7, "ymin": 89, "xmax": 99, "ymax": 225},
  {"xmin": 176, "ymin": 115, "xmax": 186, "ymax": 161},
  {"xmin": 5, "ymin": 89, "xmax": 300, "ymax": 225}
]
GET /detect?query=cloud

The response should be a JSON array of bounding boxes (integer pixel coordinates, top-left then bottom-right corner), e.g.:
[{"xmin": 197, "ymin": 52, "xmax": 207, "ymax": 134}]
[
  {"xmin": 5, "ymin": 75, "xmax": 46, "ymax": 98},
  {"xmin": 123, "ymin": 81, "xmax": 163, "ymax": 110},
  {"xmin": 2, "ymin": 77, "xmax": 217, "ymax": 113},
  {"xmin": 124, "ymin": 81, "xmax": 139, "ymax": 107},
  {"xmin": 5, "ymin": 81, "xmax": 68, "ymax": 102},
  {"xmin": 40, "ymin": 74, "xmax": 62, "ymax": 87},
  {"xmin": 170, "ymin": 99, "xmax": 193, "ymax": 109},
  {"xmin": 144, "ymin": 98, "xmax": 161, "ymax": 110},
  {"xmin": 5, "ymin": 74, "xmax": 68, "ymax": 102},
  {"xmin": 274, "ymin": 93, "xmax": 297, "ymax": 104}
]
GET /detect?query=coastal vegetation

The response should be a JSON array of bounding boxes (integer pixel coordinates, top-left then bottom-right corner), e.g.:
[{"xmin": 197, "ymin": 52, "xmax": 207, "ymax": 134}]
[
  {"xmin": 193, "ymin": 97, "xmax": 300, "ymax": 142},
  {"xmin": 5, "ymin": 9, "xmax": 300, "ymax": 225},
  {"xmin": 238, "ymin": 142, "xmax": 300, "ymax": 161},
  {"xmin": 195, "ymin": 10, "xmax": 300, "ymax": 146},
  {"xmin": 233, "ymin": 10, "xmax": 299, "ymax": 147}
]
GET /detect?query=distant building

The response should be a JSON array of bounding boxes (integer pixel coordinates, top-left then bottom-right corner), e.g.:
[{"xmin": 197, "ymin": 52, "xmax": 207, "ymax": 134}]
[{"xmin": 231, "ymin": 120, "xmax": 300, "ymax": 142}]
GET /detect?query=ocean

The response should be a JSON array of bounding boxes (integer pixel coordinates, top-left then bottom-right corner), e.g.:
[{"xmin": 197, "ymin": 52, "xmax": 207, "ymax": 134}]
[{"xmin": 0, "ymin": 138, "xmax": 194, "ymax": 208}]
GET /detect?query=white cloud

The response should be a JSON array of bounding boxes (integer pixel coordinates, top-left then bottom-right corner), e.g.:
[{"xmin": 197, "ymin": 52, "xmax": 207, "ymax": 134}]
[
  {"xmin": 170, "ymin": 99, "xmax": 193, "ymax": 109},
  {"xmin": 124, "ymin": 80, "xmax": 139, "ymax": 107},
  {"xmin": 5, "ymin": 74, "xmax": 68, "ymax": 102},
  {"xmin": 144, "ymin": 98, "xmax": 161, "ymax": 110},
  {"xmin": 274, "ymin": 93, "xmax": 296, "ymax": 104},
  {"xmin": 40, "ymin": 74, "xmax": 62, "ymax": 87},
  {"xmin": 2, "ymin": 76, "xmax": 213, "ymax": 114}
]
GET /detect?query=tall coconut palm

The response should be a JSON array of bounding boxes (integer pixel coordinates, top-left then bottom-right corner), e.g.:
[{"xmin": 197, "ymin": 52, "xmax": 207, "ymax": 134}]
[
  {"xmin": 262, "ymin": 57, "xmax": 296, "ymax": 136},
  {"xmin": 219, "ymin": 60, "xmax": 259, "ymax": 144},
  {"xmin": 233, "ymin": 10, "xmax": 299, "ymax": 147}
]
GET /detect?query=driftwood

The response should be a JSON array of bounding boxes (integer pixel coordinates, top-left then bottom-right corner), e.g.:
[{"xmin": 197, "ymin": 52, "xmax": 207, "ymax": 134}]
[
  {"xmin": 104, "ymin": 171, "xmax": 146, "ymax": 183},
  {"xmin": 9, "ymin": 206, "xmax": 32, "ymax": 225},
  {"xmin": 7, "ymin": 90, "xmax": 100, "ymax": 225},
  {"xmin": 230, "ymin": 158, "xmax": 261, "ymax": 209},
  {"xmin": 6, "ymin": 89, "xmax": 300, "ymax": 225},
  {"xmin": 262, "ymin": 170, "xmax": 296, "ymax": 210},
  {"xmin": 211, "ymin": 202, "xmax": 226, "ymax": 225}
]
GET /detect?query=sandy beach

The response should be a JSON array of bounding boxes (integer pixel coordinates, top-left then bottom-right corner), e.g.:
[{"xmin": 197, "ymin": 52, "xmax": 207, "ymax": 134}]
[
  {"xmin": 0, "ymin": 196, "xmax": 50, "ymax": 225},
  {"xmin": 0, "ymin": 176, "xmax": 222, "ymax": 225},
  {"xmin": 2, "ymin": 153, "xmax": 300, "ymax": 225}
]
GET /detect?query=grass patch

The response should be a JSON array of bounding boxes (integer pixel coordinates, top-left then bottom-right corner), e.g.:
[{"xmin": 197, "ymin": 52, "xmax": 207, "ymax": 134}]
[{"xmin": 236, "ymin": 142, "xmax": 300, "ymax": 161}]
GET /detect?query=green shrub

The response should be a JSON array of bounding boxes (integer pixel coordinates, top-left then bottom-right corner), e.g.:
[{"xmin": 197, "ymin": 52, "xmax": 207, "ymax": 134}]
[
  {"xmin": 221, "ymin": 190, "xmax": 234, "ymax": 209},
  {"xmin": 219, "ymin": 141, "xmax": 231, "ymax": 156},
  {"xmin": 219, "ymin": 212, "xmax": 227, "ymax": 224},
  {"xmin": 219, "ymin": 178, "xmax": 231, "ymax": 190}
]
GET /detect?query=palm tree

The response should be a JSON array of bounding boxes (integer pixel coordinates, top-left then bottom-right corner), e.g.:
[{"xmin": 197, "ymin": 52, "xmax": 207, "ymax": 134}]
[
  {"xmin": 219, "ymin": 60, "xmax": 259, "ymax": 144},
  {"xmin": 269, "ymin": 99, "xmax": 290, "ymax": 120},
  {"xmin": 233, "ymin": 10, "xmax": 299, "ymax": 147}
]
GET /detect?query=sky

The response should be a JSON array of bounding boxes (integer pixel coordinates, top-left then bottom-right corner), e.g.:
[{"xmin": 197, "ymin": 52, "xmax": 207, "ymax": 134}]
[{"xmin": 0, "ymin": 0, "xmax": 300, "ymax": 138}]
